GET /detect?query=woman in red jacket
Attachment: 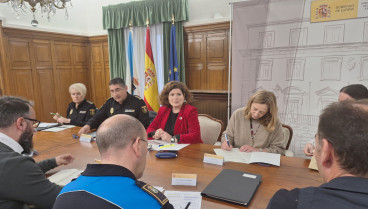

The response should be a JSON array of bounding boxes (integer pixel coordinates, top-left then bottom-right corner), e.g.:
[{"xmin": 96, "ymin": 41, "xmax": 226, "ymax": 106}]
[{"xmin": 147, "ymin": 81, "xmax": 202, "ymax": 144}]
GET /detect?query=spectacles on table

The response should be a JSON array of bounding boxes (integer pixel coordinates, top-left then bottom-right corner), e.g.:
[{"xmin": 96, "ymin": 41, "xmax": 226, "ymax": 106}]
[{"xmin": 24, "ymin": 118, "xmax": 41, "ymax": 128}]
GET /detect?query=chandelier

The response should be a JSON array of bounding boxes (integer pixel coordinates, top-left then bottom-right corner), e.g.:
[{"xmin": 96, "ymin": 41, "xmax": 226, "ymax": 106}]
[{"xmin": 0, "ymin": 0, "xmax": 72, "ymax": 27}]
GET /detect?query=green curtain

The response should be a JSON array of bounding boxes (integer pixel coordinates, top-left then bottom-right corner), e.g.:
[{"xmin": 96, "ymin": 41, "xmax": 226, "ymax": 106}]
[
  {"xmin": 103, "ymin": 0, "xmax": 188, "ymax": 82},
  {"xmin": 107, "ymin": 29, "xmax": 126, "ymax": 80},
  {"xmin": 163, "ymin": 21, "xmax": 185, "ymax": 83}
]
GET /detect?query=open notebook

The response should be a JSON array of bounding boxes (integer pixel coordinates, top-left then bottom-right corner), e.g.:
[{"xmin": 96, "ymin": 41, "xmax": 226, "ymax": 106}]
[{"xmin": 48, "ymin": 169, "xmax": 83, "ymax": 186}]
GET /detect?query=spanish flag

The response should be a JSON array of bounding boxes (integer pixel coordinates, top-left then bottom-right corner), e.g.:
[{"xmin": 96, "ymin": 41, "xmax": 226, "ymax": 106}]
[{"xmin": 144, "ymin": 26, "xmax": 159, "ymax": 112}]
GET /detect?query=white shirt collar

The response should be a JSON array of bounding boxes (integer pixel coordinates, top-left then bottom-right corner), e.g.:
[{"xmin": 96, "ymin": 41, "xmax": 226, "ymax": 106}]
[{"xmin": 0, "ymin": 132, "xmax": 24, "ymax": 154}]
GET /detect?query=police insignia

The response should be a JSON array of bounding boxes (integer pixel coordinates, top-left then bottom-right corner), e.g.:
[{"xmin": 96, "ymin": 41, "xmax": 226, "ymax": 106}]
[
  {"xmin": 70, "ymin": 109, "xmax": 73, "ymax": 115},
  {"xmin": 135, "ymin": 181, "xmax": 169, "ymax": 206},
  {"xmin": 110, "ymin": 108, "xmax": 114, "ymax": 114},
  {"xmin": 90, "ymin": 109, "xmax": 95, "ymax": 115},
  {"xmin": 141, "ymin": 106, "xmax": 148, "ymax": 113}
]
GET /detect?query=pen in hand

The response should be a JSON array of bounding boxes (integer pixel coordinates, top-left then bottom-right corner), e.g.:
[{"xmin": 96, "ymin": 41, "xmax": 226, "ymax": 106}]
[
  {"xmin": 50, "ymin": 112, "xmax": 62, "ymax": 117},
  {"xmin": 224, "ymin": 133, "xmax": 231, "ymax": 148}
]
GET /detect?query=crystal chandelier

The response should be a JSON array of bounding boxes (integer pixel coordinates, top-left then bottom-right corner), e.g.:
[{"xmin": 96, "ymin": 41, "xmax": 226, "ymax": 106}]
[{"xmin": 0, "ymin": 0, "xmax": 72, "ymax": 27}]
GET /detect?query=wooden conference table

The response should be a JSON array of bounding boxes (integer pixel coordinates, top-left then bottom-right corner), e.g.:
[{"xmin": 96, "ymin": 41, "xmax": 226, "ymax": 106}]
[{"xmin": 33, "ymin": 127, "xmax": 323, "ymax": 209}]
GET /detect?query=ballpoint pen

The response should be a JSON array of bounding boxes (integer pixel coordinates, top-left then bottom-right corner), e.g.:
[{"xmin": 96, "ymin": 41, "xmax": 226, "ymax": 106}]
[
  {"xmin": 50, "ymin": 112, "xmax": 62, "ymax": 117},
  {"xmin": 224, "ymin": 133, "xmax": 231, "ymax": 148}
]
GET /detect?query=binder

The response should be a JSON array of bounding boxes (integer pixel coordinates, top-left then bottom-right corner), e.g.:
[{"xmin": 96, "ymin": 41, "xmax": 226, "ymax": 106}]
[{"xmin": 201, "ymin": 169, "xmax": 262, "ymax": 206}]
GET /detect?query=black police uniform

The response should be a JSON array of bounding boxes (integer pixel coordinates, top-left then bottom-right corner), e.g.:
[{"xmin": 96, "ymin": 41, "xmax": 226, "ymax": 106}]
[
  {"xmin": 65, "ymin": 99, "xmax": 97, "ymax": 127},
  {"xmin": 86, "ymin": 93, "xmax": 150, "ymax": 129}
]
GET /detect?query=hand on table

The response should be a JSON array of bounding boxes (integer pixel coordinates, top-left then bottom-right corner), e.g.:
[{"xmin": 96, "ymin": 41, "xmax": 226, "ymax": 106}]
[
  {"xmin": 239, "ymin": 145, "xmax": 257, "ymax": 152},
  {"xmin": 304, "ymin": 143, "xmax": 315, "ymax": 156},
  {"xmin": 55, "ymin": 154, "xmax": 74, "ymax": 166},
  {"xmin": 78, "ymin": 125, "xmax": 91, "ymax": 135}
]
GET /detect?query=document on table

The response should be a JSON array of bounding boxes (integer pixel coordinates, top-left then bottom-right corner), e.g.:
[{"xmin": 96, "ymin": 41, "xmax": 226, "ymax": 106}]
[
  {"xmin": 42, "ymin": 125, "xmax": 75, "ymax": 132},
  {"xmin": 214, "ymin": 148, "xmax": 281, "ymax": 166},
  {"xmin": 164, "ymin": 191, "xmax": 202, "ymax": 209},
  {"xmin": 149, "ymin": 140, "xmax": 189, "ymax": 151},
  {"xmin": 48, "ymin": 169, "xmax": 83, "ymax": 186}
]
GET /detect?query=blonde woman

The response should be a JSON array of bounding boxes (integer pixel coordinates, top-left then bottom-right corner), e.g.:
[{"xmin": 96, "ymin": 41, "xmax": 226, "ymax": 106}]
[
  {"xmin": 53, "ymin": 83, "xmax": 96, "ymax": 127},
  {"xmin": 221, "ymin": 90, "xmax": 285, "ymax": 154}
]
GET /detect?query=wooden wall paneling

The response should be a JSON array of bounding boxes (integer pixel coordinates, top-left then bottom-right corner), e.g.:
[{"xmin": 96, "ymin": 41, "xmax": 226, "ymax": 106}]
[
  {"xmin": 0, "ymin": 21, "xmax": 7, "ymax": 96},
  {"xmin": 35, "ymin": 69, "xmax": 57, "ymax": 122},
  {"xmin": 206, "ymin": 32, "xmax": 228, "ymax": 90},
  {"xmin": 72, "ymin": 44, "xmax": 88, "ymax": 68},
  {"xmin": 54, "ymin": 42, "xmax": 72, "ymax": 68},
  {"xmin": 191, "ymin": 92, "xmax": 230, "ymax": 127},
  {"xmin": 32, "ymin": 39, "xmax": 56, "ymax": 122},
  {"xmin": 8, "ymin": 37, "xmax": 32, "ymax": 70},
  {"xmin": 54, "ymin": 68, "xmax": 73, "ymax": 115},
  {"xmin": 103, "ymin": 42, "xmax": 110, "ymax": 99},
  {"xmin": 185, "ymin": 33, "xmax": 205, "ymax": 90},
  {"xmin": 12, "ymin": 69, "xmax": 36, "ymax": 101},
  {"xmin": 92, "ymin": 68, "xmax": 108, "ymax": 108}
]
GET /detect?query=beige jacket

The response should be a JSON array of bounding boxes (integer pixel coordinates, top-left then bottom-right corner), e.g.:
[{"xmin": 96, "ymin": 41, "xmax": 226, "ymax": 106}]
[{"xmin": 221, "ymin": 107, "xmax": 285, "ymax": 154}]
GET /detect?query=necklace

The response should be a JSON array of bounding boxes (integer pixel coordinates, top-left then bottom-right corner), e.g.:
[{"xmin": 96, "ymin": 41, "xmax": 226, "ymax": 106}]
[{"xmin": 250, "ymin": 118, "xmax": 261, "ymax": 141}]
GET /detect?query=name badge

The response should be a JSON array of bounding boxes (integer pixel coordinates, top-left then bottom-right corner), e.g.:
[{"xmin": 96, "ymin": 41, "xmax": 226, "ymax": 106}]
[
  {"xmin": 125, "ymin": 109, "xmax": 135, "ymax": 113},
  {"xmin": 203, "ymin": 153, "xmax": 224, "ymax": 165},
  {"xmin": 172, "ymin": 173, "xmax": 197, "ymax": 186},
  {"xmin": 79, "ymin": 111, "xmax": 87, "ymax": 114}
]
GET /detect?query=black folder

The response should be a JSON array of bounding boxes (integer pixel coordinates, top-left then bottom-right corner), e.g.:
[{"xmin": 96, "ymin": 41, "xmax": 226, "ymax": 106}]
[{"xmin": 201, "ymin": 169, "xmax": 262, "ymax": 206}]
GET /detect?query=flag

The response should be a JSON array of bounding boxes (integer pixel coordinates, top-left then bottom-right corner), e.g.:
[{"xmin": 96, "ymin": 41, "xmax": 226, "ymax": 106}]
[
  {"xmin": 169, "ymin": 24, "xmax": 179, "ymax": 81},
  {"xmin": 127, "ymin": 30, "xmax": 140, "ymax": 95},
  {"xmin": 144, "ymin": 26, "xmax": 160, "ymax": 112}
]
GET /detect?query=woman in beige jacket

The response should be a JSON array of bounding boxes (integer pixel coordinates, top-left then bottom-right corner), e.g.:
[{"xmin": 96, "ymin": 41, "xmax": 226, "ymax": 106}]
[{"xmin": 221, "ymin": 90, "xmax": 285, "ymax": 154}]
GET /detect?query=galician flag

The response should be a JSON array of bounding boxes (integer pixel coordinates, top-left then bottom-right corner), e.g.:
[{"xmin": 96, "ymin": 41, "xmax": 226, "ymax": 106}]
[
  {"xmin": 126, "ymin": 30, "xmax": 140, "ymax": 95},
  {"xmin": 169, "ymin": 24, "xmax": 179, "ymax": 81},
  {"xmin": 144, "ymin": 26, "xmax": 159, "ymax": 112}
]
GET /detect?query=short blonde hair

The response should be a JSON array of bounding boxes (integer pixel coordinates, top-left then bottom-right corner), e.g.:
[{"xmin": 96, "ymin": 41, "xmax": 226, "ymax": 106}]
[
  {"xmin": 69, "ymin": 83, "xmax": 87, "ymax": 98},
  {"xmin": 244, "ymin": 90, "xmax": 279, "ymax": 132}
]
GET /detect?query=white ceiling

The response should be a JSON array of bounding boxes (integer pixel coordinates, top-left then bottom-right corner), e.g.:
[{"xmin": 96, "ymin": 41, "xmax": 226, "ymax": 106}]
[{"xmin": 0, "ymin": 0, "xmax": 230, "ymax": 36}]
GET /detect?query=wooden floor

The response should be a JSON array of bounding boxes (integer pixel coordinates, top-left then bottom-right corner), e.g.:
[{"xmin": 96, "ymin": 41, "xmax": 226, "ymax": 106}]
[{"xmin": 33, "ymin": 127, "xmax": 323, "ymax": 209}]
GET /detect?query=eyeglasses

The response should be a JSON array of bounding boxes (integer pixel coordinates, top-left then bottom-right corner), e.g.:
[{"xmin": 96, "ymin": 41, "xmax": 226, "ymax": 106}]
[{"xmin": 24, "ymin": 118, "xmax": 41, "ymax": 128}]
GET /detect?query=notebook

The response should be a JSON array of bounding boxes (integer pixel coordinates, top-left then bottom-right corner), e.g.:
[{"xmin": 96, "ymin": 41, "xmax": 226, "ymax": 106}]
[{"xmin": 201, "ymin": 169, "xmax": 262, "ymax": 206}]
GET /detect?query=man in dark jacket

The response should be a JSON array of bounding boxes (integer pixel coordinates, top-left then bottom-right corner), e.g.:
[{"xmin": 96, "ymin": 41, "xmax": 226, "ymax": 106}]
[{"xmin": 0, "ymin": 96, "xmax": 74, "ymax": 209}]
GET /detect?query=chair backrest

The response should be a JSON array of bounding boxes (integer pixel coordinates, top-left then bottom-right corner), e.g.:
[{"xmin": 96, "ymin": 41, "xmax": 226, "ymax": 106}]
[
  {"xmin": 198, "ymin": 114, "xmax": 225, "ymax": 145},
  {"xmin": 148, "ymin": 111, "xmax": 157, "ymax": 124},
  {"xmin": 282, "ymin": 124, "xmax": 293, "ymax": 150}
]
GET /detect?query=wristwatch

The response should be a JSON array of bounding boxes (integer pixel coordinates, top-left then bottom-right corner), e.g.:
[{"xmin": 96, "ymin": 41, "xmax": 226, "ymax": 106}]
[{"xmin": 171, "ymin": 136, "xmax": 176, "ymax": 143}]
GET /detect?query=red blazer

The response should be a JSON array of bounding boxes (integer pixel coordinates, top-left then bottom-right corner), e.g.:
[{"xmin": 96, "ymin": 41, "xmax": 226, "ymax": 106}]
[{"xmin": 147, "ymin": 104, "xmax": 202, "ymax": 144}]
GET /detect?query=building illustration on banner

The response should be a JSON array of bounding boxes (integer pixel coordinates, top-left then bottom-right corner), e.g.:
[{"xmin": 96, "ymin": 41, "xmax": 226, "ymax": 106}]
[{"xmin": 234, "ymin": 0, "xmax": 368, "ymax": 157}]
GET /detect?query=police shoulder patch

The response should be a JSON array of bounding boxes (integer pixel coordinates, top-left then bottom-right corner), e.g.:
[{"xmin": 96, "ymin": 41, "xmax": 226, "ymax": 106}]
[
  {"xmin": 134, "ymin": 95, "xmax": 143, "ymax": 100},
  {"xmin": 89, "ymin": 109, "xmax": 96, "ymax": 115},
  {"xmin": 141, "ymin": 106, "xmax": 148, "ymax": 114},
  {"xmin": 135, "ymin": 181, "xmax": 169, "ymax": 206}
]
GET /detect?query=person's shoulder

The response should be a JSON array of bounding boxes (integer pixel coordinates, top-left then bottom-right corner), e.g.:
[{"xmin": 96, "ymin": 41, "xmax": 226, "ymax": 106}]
[
  {"xmin": 135, "ymin": 180, "xmax": 173, "ymax": 208},
  {"xmin": 86, "ymin": 100, "xmax": 95, "ymax": 105},
  {"xmin": 267, "ymin": 188, "xmax": 300, "ymax": 209}
]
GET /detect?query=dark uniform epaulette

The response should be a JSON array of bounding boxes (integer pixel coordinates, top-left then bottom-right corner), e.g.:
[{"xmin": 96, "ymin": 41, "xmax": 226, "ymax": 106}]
[
  {"xmin": 87, "ymin": 100, "xmax": 94, "ymax": 104},
  {"xmin": 135, "ymin": 180, "xmax": 173, "ymax": 209},
  {"xmin": 134, "ymin": 95, "xmax": 143, "ymax": 100}
]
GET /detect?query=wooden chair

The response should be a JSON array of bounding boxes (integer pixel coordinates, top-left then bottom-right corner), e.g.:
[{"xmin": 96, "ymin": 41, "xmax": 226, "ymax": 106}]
[
  {"xmin": 282, "ymin": 124, "xmax": 293, "ymax": 156},
  {"xmin": 198, "ymin": 114, "xmax": 225, "ymax": 145}
]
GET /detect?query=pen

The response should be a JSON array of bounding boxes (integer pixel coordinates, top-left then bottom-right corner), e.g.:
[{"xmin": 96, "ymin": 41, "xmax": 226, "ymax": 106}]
[
  {"xmin": 50, "ymin": 112, "xmax": 62, "ymax": 117},
  {"xmin": 224, "ymin": 133, "xmax": 231, "ymax": 148},
  {"xmin": 184, "ymin": 202, "xmax": 191, "ymax": 209}
]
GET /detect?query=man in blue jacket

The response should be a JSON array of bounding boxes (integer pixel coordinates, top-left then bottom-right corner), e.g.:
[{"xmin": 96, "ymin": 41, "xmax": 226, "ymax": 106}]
[{"xmin": 53, "ymin": 114, "xmax": 174, "ymax": 209}]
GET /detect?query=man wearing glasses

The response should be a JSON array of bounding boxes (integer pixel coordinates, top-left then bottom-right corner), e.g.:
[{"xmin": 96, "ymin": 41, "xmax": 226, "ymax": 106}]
[
  {"xmin": 0, "ymin": 96, "xmax": 74, "ymax": 209},
  {"xmin": 267, "ymin": 100, "xmax": 368, "ymax": 209},
  {"xmin": 53, "ymin": 114, "xmax": 174, "ymax": 209}
]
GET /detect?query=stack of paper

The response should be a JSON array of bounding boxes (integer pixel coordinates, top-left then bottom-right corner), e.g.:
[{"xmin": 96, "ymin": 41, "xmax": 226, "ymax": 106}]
[
  {"xmin": 214, "ymin": 148, "xmax": 281, "ymax": 166},
  {"xmin": 164, "ymin": 191, "xmax": 202, "ymax": 209},
  {"xmin": 148, "ymin": 140, "xmax": 189, "ymax": 151}
]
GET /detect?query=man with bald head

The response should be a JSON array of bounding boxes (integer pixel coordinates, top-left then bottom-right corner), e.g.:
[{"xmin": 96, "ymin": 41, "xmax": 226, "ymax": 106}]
[
  {"xmin": 53, "ymin": 115, "xmax": 174, "ymax": 209},
  {"xmin": 267, "ymin": 100, "xmax": 368, "ymax": 209}
]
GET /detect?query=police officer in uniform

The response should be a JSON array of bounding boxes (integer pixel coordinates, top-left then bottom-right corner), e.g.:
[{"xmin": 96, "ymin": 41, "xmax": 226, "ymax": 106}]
[
  {"xmin": 53, "ymin": 115, "xmax": 174, "ymax": 209},
  {"xmin": 53, "ymin": 83, "xmax": 97, "ymax": 127},
  {"xmin": 78, "ymin": 78, "xmax": 150, "ymax": 135}
]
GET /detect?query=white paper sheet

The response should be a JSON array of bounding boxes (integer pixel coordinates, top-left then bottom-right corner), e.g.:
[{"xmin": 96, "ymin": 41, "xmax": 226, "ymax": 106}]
[
  {"xmin": 149, "ymin": 140, "xmax": 189, "ymax": 151},
  {"xmin": 164, "ymin": 191, "xmax": 202, "ymax": 209},
  {"xmin": 48, "ymin": 169, "xmax": 82, "ymax": 186}
]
